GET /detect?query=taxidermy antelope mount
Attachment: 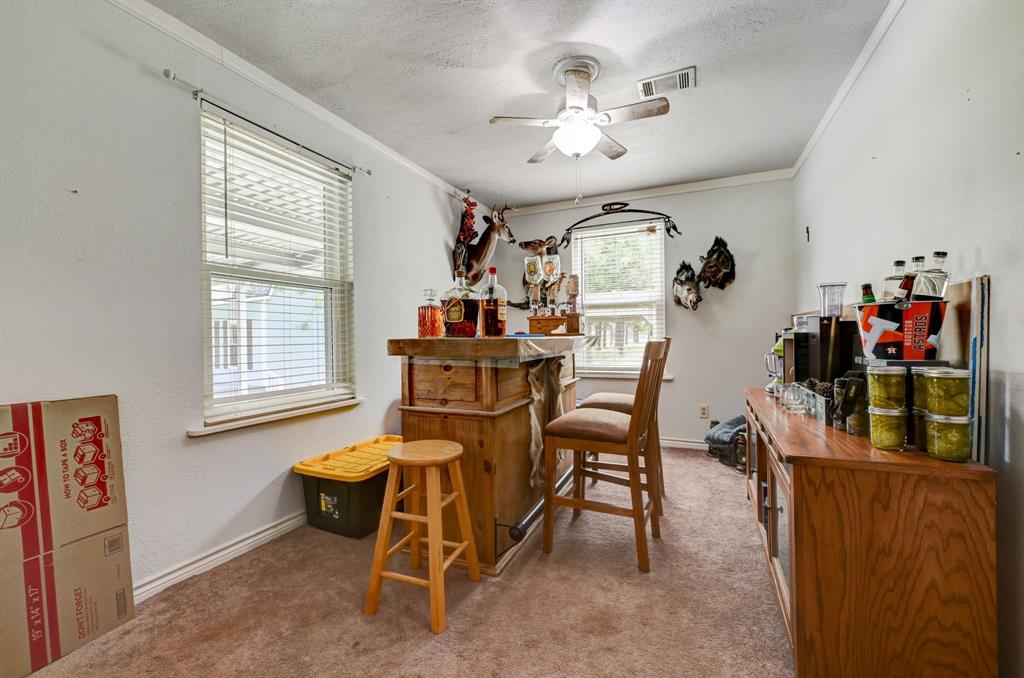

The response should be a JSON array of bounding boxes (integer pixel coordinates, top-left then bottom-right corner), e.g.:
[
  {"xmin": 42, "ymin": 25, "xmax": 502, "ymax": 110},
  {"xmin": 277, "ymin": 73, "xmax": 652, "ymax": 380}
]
[
  {"xmin": 452, "ymin": 200, "xmax": 517, "ymax": 285},
  {"xmin": 672, "ymin": 261, "xmax": 702, "ymax": 310},
  {"xmin": 697, "ymin": 236, "xmax": 736, "ymax": 290}
]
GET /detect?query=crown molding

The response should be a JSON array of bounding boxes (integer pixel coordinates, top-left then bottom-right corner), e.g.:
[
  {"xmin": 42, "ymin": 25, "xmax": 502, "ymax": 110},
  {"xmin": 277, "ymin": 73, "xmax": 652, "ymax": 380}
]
[
  {"xmin": 513, "ymin": 167, "xmax": 795, "ymax": 216},
  {"xmin": 792, "ymin": 0, "xmax": 907, "ymax": 175},
  {"xmin": 106, "ymin": 0, "xmax": 470, "ymax": 205}
]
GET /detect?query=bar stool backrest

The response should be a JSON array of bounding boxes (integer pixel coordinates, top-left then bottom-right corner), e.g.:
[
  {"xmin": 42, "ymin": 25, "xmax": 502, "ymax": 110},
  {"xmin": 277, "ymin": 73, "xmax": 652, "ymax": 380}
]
[{"xmin": 627, "ymin": 338, "xmax": 671, "ymax": 452}]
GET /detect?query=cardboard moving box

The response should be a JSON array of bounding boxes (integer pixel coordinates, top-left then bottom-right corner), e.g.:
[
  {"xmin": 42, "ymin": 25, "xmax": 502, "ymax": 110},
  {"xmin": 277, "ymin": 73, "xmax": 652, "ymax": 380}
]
[{"xmin": 0, "ymin": 396, "xmax": 133, "ymax": 677}]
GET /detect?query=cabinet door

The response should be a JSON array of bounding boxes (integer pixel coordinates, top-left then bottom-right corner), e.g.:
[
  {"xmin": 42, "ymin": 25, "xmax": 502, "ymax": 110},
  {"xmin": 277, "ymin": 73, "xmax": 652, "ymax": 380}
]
[{"xmin": 768, "ymin": 450, "xmax": 793, "ymax": 638}]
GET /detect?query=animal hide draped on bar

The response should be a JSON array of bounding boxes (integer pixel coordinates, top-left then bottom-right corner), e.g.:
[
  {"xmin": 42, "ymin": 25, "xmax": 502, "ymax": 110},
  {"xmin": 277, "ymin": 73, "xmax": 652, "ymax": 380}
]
[{"xmin": 526, "ymin": 357, "xmax": 566, "ymax": 487}]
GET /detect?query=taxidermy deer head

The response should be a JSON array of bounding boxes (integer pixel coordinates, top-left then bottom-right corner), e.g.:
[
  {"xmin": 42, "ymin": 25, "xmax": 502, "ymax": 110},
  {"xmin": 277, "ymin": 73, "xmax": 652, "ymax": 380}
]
[
  {"xmin": 455, "ymin": 203, "xmax": 516, "ymax": 285},
  {"xmin": 673, "ymin": 261, "xmax": 702, "ymax": 310},
  {"xmin": 697, "ymin": 236, "xmax": 736, "ymax": 290}
]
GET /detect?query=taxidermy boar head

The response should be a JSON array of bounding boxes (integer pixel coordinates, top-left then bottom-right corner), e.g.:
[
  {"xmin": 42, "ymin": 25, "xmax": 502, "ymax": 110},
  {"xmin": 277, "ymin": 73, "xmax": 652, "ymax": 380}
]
[
  {"xmin": 518, "ymin": 236, "xmax": 558, "ymax": 256},
  {"xmin": 673, "ymin": 261, "xmax": 702, "ymax": 310},
  {"xmin": 697, "ymin": 236, "xmax": 736, "ymax": 290}
]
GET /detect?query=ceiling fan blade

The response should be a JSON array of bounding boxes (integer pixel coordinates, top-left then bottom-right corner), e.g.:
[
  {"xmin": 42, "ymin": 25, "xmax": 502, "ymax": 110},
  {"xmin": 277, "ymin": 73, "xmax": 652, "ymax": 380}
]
[
  {"xmin": 563, "ymin": 68, "xmax": 592, "ymax": 110},
  {"xmin": 596, "ymin": 97, "xmax": 670, "ymax": 126},
  {"xmin": 527, "ymin": 137, "xmax": 557, "ymax": 164},
  {"xmin": 596, "ymin": 132, "xmax": 627, "ymax": 160},
  {"xmin": 490, "ymin": 116, "xmax": 557, "ymax": 127}
]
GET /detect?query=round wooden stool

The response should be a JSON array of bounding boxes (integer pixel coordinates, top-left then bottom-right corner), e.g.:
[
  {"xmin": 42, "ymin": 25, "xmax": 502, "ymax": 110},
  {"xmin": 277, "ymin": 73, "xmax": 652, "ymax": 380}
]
[{"xmin": 363, "ymin": 440, "xmax": 480, "ymax": 634}]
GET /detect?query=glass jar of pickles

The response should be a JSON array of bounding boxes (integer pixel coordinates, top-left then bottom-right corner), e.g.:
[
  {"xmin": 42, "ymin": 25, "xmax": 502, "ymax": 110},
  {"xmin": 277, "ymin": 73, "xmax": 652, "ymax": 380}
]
[
  {"xmin": 924, "ymin": 413, "xmax": 971, "ymax": 462},
  {"xmin": 867, "ymin": 366, "xmax": 906, "ymax": 409},
  {"xmin": 922, "ymin": 368, "xmax": 971, "ymax": 416},
  {"xmin": 867, "ymin": 406, "xmax": 907, "ymax": 451},
  {"xmin": 911, "ymin": 366, "xmax": 947, "ymax": 410},
  {"xmin": 912, "ymin": 407, "xmax": 928, "ymax": 451}
]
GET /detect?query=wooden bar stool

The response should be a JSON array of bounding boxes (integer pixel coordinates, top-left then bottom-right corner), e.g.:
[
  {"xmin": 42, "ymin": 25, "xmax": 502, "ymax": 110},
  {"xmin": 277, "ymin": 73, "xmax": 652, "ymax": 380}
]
[
  {"xmin": 543, "ymin": 339, "xmax": 669, "ymax": 572},
  {"xmin": 578, "ymin": 338, "xmax": 672, "ymax": 509},
  {"xmin": 363, "ymin": 440, "xmax": 480, "ymax": 634}
]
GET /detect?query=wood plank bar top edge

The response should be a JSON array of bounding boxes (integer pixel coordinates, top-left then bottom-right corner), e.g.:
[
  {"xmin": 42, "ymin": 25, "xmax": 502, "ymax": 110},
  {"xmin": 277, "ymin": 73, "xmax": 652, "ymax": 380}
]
[
  {"xmin": 388, "ymin": 337, "xmax": 579, "ymax": 361},
  {"xmin": 744, "ymin": 387, "xmax": 996, "ymax": 479}
]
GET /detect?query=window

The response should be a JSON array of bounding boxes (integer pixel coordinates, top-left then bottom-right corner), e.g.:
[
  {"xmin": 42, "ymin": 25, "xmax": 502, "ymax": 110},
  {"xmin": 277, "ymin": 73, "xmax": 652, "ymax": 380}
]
[
  {"xmin": 200, "ymin": 111, "xmax": 354, "ymax": 424},
  {"xmin": 571, "ymin": 221, "xmax": 665, "ymax": 374}
]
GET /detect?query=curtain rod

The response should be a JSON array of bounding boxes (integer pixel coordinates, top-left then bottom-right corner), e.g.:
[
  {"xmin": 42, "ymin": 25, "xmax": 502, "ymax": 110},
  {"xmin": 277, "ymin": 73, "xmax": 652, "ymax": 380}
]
[{"xmin": 162, "ymin": 68, "xmax": 371, "ymax": 177}]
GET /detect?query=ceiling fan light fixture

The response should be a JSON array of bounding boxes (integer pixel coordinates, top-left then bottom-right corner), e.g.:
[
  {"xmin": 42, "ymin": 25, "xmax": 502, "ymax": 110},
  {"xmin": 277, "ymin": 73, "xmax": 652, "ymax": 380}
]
[{"xmin": 552, "ymin": 119, "xmax": 601, "ymax": 157}]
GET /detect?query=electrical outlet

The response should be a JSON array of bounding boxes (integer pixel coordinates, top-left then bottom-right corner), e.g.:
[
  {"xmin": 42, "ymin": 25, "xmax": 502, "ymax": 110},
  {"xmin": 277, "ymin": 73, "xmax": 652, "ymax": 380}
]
[{"xmin": 698, "ymin": 404, "xmax": 709, "ymax": 419}]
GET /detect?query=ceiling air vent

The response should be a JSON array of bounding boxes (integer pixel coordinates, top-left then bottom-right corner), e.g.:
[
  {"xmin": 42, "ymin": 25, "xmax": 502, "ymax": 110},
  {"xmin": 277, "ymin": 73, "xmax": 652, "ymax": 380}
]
[{"xmin": 637, "ymin": 66, "xmax": 697, "ymax": 98}]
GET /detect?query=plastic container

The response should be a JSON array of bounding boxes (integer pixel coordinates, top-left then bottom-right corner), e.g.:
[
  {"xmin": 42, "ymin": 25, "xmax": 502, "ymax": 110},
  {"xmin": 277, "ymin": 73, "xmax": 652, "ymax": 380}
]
[
  {"xmin": 292, "ymin": 435, "xmax": 402, "ymax": 538},
  {"xmin": 868, "ymin": 406, "xmax": 907, "ymax": 451},
  {"xmin": 924, "ymin": 413, "xmax": 971, "ymax": 462},
  {"xmin": 867, "ymin": 366, "xmax": 906, "ymax": 409},
  {"xmin": 912, "ymin": 407, "xmax": 928, "ymax": 452},
  {"xmin": 817, "ymin": 282, "xmax": 847, "ymax": 317},
  {"xmin": 922, "ymin": 368, "xmax": 971, "ymax": 416}
]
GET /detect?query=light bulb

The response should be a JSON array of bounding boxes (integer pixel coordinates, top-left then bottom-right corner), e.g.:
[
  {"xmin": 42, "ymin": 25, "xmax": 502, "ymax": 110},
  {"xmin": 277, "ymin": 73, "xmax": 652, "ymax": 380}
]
[{"xmin": 552, "ymin": 119, "xmax": 601, "ymax": 157}]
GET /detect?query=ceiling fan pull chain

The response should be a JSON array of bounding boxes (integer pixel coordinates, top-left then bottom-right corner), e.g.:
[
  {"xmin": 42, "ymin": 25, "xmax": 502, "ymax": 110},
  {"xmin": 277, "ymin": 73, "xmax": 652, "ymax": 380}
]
[{"xmin": 574, "ymin": 156, "xmax": 584, "ymax": 204}]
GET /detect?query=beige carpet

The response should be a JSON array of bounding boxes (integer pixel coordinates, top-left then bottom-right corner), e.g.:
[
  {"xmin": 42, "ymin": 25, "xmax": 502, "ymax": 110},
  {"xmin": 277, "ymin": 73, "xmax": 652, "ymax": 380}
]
[{"xmin": 38, "ymin": 448, "xmax": 793, "ymax": 677}]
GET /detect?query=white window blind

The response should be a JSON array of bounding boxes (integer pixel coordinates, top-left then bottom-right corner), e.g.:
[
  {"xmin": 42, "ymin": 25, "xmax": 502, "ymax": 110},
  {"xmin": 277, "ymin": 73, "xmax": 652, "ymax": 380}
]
[
  {"xmin": 572, "ymin": 221, "xmax": 665, "ymax": 373},
  {"xmin": 200, "ymin": 111, "xmax": 355, "ymax": 424}
]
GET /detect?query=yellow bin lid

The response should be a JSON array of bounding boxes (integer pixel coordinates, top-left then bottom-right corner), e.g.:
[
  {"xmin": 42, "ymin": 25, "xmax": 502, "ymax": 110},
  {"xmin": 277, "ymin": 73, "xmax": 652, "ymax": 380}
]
[{"xmin": 292, "ymin": 435, "xmax": 402, "ymax": 482}]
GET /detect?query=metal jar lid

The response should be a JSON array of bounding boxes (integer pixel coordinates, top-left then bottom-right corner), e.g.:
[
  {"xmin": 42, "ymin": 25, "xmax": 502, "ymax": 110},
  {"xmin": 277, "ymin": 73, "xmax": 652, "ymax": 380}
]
[
  {"xmin": 868, "ymin": 406, "xmax": 908, "ymax": 416},
  {"xmin": 867, "ymin": 366, "xmax": 906, "ymax": 375},
  {"xmin": 924, "ymin": 412, "xmax": 971, "ymax": 424},
  {"xmin": 911, "ymin": 366, "xmax": 950, "ymax": 375},
  {"xmin": 924, "ymin": 368, "xmax": 970, "ymax": 379}
]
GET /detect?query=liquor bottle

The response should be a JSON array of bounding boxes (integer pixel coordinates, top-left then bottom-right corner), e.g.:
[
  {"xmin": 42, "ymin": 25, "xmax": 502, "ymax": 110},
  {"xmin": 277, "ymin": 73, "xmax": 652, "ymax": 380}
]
[
  {"xmin": 417, "ymin": 288, "xmax": 443, "ymax": 338},
  {"xmin": 910, "ymin": 250, "xmax": 949, "ymax": 301},
  {"xmin": 911, "ymin": 255, "xmax": 926, "ymax": 272},
  {"xmin": 860, "ymin": 283, "xmax": 876, "ymax": 303},
  {"xmin": 441, "ymin": 270, "xmax": 480, "ymax": 338},
  {"xmin": 479, "ymin": 267, "xmax": 508, "ymax": 338},
  {"xmin": 894, "ymin": 271, "xmax": 917, "ymax": 302},
  {"xmin": 880, "ymin": 259, "xmax": 906, "ymax": 300}
]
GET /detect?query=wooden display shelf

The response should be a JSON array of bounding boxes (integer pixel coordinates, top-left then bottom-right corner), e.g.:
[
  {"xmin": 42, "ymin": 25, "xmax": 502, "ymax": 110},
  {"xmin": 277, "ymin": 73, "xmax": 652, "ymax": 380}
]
[
  {"xmin": 743, "ymin": 387, "xmax": 996, "ymax": 676},
  {"xmin": 527, "ymin": 313, "xmax": 581, "ymax": 336}
]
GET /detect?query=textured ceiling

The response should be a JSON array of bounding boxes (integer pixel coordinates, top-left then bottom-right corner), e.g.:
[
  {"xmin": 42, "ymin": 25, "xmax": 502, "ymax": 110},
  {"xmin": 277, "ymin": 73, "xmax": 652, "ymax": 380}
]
[{"xmin": 151, "ymin": 0, "xmax": 888, "ymax": 207}]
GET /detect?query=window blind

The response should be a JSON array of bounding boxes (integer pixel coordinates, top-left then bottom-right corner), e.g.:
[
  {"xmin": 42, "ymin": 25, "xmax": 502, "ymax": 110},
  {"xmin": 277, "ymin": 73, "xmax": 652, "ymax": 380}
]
[
  {"xmin": 571, "ymin": 221, "xmax": 665, "ymax": 373},
  {"xmin": 200, "ymin": 111, "xmax": 355, "ymax": 423}
]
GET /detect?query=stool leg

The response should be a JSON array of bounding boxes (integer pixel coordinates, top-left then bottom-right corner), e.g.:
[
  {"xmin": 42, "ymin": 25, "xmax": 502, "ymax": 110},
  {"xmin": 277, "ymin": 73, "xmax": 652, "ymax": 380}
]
[
  {"xmin": 448, "ymin": 460, "xmax": 480, "ymax": 582},
  {"xmin": 627, "ymin": 449, "xmax": 651, "ymax": 573},
  {"xmin": 572, "ymin": 450, "xmax": 583, "ymax": 518},
  {"xmin": 409, "ymin": 466, "xmax": 423, "ymax": 570},
  {"xmin": 425, "ymin": 465, "xmax": 446, "ymax": 634},
  {"xmin": 364, "ymin": 464, "xmax": 401, "ymax": 615},
  {"xmin": 542, "ymin": 436, "xmax": 555, "ymax": 554}
]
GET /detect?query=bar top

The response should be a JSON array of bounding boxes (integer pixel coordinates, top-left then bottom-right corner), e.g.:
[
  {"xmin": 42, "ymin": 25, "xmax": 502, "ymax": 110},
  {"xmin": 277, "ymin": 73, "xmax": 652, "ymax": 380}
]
[
  {"xmin": 745, "ymin": 387, "xmax": 996, "ymax": 480},
  {"xmin": 388, "ymin": 336, "xmax": 581, "ymax": 361}
]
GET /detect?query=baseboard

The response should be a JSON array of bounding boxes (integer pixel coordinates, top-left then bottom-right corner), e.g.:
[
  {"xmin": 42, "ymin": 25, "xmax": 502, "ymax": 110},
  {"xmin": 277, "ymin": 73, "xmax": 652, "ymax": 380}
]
[
  {"xmin": 660, "ymin": 437, "xmax": 709, "ymax": 451},
  {"xmin": 133, "ymin": 510, "xmax": 307, "ymax": 603}
]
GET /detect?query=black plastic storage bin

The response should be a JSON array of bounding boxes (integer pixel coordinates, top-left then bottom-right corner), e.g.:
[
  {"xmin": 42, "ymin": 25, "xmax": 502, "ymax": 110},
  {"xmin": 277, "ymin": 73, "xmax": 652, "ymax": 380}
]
[
  {"xmin": 292, "ymin": 435, "xmax": 403, "ymax": 539},
  {"xmin": 301, "ymin": 473, "xmax": 388, "ymax": 538}
]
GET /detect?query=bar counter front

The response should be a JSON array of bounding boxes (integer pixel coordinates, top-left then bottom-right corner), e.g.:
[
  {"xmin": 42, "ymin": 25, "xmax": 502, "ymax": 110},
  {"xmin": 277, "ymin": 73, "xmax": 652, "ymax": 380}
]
[{"xmin": 387, "ymin": 336, "xmax": 580, "ymax": 574}]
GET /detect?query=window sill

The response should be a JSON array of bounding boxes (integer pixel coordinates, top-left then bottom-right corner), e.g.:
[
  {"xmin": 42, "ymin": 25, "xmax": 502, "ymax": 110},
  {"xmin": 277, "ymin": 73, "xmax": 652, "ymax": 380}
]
[
  {"xmin": 577, "ymin": 372, "xmax": 675, "ymax": 382},
  {"xmin": 186, "ymin": 396, "xmax": 364, "ymax": 437}
]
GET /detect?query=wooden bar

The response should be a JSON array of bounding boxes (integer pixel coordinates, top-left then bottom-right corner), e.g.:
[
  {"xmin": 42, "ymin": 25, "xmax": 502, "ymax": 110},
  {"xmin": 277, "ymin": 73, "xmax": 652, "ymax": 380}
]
[
  {"xmin": 388, "ymin": 336, "xmax": 578, "ymax": 575},
  {"xmin": 744, "ymin": 387, "xmax": 997, "ymax": 677}
]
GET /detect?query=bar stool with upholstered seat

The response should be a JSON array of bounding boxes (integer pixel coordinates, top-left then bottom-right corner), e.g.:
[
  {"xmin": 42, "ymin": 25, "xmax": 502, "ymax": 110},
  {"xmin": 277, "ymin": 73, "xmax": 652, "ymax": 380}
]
[
  {"xmin": 363, "ymin": 439, "xmax": 480, "ymax": 634},
  {"xmin": 578, "ymin": 338, "xmax": 672, "ymax": 507},
  {"xmin": 542, "ymin": 339, "xmax": 670, "ymax": 572}
]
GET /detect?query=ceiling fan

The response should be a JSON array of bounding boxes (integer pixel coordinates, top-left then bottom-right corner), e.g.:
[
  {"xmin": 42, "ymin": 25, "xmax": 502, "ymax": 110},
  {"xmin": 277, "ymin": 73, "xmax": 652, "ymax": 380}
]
[{"xmin": 489, "ymin": 56, "xmax": 670, "ymax": 164}]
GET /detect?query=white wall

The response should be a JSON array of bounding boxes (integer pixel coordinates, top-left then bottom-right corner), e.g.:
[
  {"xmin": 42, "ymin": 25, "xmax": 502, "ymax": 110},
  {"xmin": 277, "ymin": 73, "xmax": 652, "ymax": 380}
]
[
  {"xmin": 495, "ymin": 179, "xmax": 795, "ymax": 443},
  {"xmin": 0, "ymin": 1, "xmax": 465, "ymax": 591},
  {"xmin": 791, "ymin": 0, "xmax": 1024, "ymax": 671}
]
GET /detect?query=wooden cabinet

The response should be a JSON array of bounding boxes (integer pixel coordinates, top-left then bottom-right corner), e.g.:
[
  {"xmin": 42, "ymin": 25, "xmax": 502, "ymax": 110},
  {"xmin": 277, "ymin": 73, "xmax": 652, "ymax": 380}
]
[
  {"xmin": 745, "ymin": 388, "xmax": 997, "ymax": 676},
  {"xmin": 388, "ymin": 338, "xmax": 578, "ymax": 575}
]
